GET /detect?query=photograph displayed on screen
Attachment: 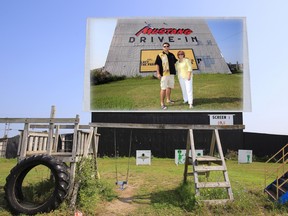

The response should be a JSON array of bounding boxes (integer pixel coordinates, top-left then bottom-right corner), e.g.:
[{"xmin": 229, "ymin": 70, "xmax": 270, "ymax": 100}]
[{"xmin": 84, "ymin": 17, "xmax": 251, "ymax": 112}]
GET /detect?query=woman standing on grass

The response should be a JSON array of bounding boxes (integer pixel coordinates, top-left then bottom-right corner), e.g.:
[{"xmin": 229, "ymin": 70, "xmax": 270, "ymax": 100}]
[{"xmin": 175, "ymin": 50, "xmax": 193, "ymax": 109}]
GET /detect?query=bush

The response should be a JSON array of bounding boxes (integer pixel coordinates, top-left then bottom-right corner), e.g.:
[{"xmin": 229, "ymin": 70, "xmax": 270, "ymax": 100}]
[
  {"xmin": 75, "ymin": 158, "xmax": 117, "ymax": 215},
  {"xmin": 90, "ymin": 68, "xmax": 126, "ymax": 85},
  {"xmin": 176, "ymin": 182, "xmax": 197, "ymax": 212},
  {"xmin": 225, "ymin": 149, "xmax": 238, "ymax": 160}
]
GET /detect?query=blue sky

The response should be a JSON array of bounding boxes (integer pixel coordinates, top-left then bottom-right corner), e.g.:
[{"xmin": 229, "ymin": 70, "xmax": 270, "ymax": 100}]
[
  {"xmin": 207, "ymin": 18, "xmax": 243, "ymax": 64},
  {"xmin": 1, "ymin": 0, "xmax": 288, "ymax": 136}
]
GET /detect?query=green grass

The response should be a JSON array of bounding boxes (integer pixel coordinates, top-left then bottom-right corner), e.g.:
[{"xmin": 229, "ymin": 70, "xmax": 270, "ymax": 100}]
[
  {"xmin": 91, "ymin": 73, "xmax": 243, "ymax": 111},
  {"xmin": 0, "ymin": 158, "xmax": 17, "ymax": 215},
  {"xmin": 1, "ymin": 157, "xmax": 288, "ymax": 215}
]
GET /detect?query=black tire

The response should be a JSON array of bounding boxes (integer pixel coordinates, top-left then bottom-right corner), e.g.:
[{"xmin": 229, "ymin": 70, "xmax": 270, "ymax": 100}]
[{"xmin": 4, "ymin": 154, "xmax": 70, "ymax": 215}]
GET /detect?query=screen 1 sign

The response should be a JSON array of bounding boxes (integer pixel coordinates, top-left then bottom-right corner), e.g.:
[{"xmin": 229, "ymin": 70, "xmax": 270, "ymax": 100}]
[{"xmin": 209, "ymin": 114, "xmax": 234, "ymax": 125}]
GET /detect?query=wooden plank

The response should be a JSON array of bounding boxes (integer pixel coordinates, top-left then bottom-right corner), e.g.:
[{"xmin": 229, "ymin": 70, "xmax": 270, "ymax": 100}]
[
  {"xmin": 196, "ymin": 156, "xmax": 222, "ymax": 165},
  {"xmin": 197, "ymin": 182, "xmax": 230, "ymax": 188},
  {"xmin": 214, "ymin": 129, "xmax": 234, "ymax": 200},
  {"xmin": 194, "ymin": 165, "xmax": 225, "ymax": 172},
  {"xmin": 189, "ymin": 129, "xmax": 201, "ymax": 196},
  {"xmin": 187, "ymin": 172, "xmax": 207, "ymax": 176},
  {"xmin": 39, "ymin": 137, "xmax": 44, "ymax": 151},
  {"xmin": 90, "ymin": 123, "xmax": 245, "ymax": 130},
  {"xmin": 28, "ymin": 136, "xmax": 33, "ymax": 152},
  {"xmin": 26, "ymin": 150, "xmax": 47, "ymax": 155},
  {"xmin": 27, "ymin": 132, "xmax": 49, "ymax": 137},
  {"xmin": 33, "ymin": 137, "xmax": 39, "ymax": 151},
  {"xmin": 202, "ymin": 199, "xmax": 232, "ymax": 204},
  {"xmin": 196, "ymin": 156, "xmax": 222, "ymax": 162},
  {"xmin": 19, "ymin": 123, "xmax": 29, "ymax": 159},
  {"xmin": 17, "ymin": 131, "xmax": 23, "ymax": 157},
  {"xmin": 29, "ymin": 124, "xmax": 90, "ymax": 129},
  {"xmin": 43, "ymin": 137, "xmax": 47, "ymax": 151},
  {"xmin": 209, "ymin": 130, "xmax": 216, "ymax": 156},
  {"xmin": 183, "ymin": 130, "xmax": 191, "ymax": 183},
  {"xmin": 83, "ymin": 127, "xmax": 94, "ymax": 157},
  {"xmin": 47, "ymin": 122, "xmax": 54, "ymax": 155},
  {"xmin": 0, "ymin": 118, "xmax": 79, "ymax": 124}
]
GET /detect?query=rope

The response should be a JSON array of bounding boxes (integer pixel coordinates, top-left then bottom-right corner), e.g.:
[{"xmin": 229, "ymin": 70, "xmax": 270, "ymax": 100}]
[
  {"xmin": 114, "ymin": 129, "xmax": 133, "ymax": 189},
  {"xmin": 126, "ymin": 130, "xmax": 133, "ymax": 182},
  {"xmin": 114, "ymin": 129, "xmax": 118, "ymax": 183}
]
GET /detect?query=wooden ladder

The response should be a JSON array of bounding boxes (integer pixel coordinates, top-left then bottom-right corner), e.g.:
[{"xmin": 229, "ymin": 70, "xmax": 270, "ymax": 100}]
[{"xmin": 184, "ymin": 129, "xmax": 233, "ymax": 204}]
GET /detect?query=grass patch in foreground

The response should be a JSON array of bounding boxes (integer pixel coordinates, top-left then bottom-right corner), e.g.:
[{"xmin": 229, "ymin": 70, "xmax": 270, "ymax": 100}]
[{"xmin": 1, "ymin": 158, "xmax": 288, "ymax": 215}]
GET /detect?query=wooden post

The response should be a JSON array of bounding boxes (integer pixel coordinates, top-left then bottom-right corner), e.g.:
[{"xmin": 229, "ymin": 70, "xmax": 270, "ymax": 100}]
[
  {"xmin": 184, "ymin": 129, "xmax": 190, "ymax": 183},
  {"xmin": 209, "ymin": 130, "xmax": 216, "ymax": 156},
  {"xmin": 47, "ymin": 106, "xmax": 56, "ymax": 155},
  {"xmin": 214, "ymin": 129, "xmax": 234, "ymax": 200},
  {"xmin": 19, "ymin": 123, "xmax": 30, "ymax": 160},
  {"xmin": 68, "ymin": 114, "xmax": 80, "ymax": 197}
]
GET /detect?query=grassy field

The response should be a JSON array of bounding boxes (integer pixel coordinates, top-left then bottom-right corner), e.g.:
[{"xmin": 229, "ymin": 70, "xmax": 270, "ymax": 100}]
[
  {"xmin": 90, "ymin": 73, "xmax": 243, "ymax": 111},
  {"xmin": 1, "ymin": 157, "xmax": 288, "ymax": 215}
]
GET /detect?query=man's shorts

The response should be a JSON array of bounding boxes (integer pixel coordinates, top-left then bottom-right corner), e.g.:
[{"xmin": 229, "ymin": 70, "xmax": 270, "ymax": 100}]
[{"xmin": 160, "ymin": 75, "xmax": 175, "ymax": 90}]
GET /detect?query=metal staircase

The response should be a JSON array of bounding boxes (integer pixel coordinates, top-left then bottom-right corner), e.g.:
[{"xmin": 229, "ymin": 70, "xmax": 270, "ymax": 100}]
[
  {"xmin": 184, "ymin": 129, "xmax": 233, "ymax": 204},
  {"xmin": 264, "ymin": 143, "xmax": 288, "ymax": 204}
]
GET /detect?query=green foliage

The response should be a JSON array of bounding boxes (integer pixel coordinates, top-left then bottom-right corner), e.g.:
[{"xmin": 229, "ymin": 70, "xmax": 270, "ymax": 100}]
[
  {"xmin": 225, "ymin": 149, "xmax": 238, "ymax": 160},
  {"xmin": 75, "ymin": 158, "xmax": 117, "ymax": 215},
  {"xmin": 90, "ymin": 68, "xmax": 126, "ymax": 85},
  {"xmin": 176, "ymin": 182, "xmax": 197, "ymax": 211},
  {"xmin": 22, "ymin": 179, "xmax": 55, "ymax": 204}
]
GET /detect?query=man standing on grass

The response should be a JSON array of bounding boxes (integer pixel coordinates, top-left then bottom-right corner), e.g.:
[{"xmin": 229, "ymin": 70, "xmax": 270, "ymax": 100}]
[{"xmin": 155, "ymin": 42, "xmax": 178, "ymax": 110}]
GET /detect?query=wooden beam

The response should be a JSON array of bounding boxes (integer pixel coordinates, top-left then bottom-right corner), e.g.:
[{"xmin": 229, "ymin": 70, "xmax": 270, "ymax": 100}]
[
  {"xmin": 0, "ymin": 118, "xmax": 79, "ymax": 124},
  {"xmin": 89, "ymin": 123, "xmax": 245, "ymax": 130},
  {"xmin": 29, "ymin": 124, "xmax": 90, "ymax": 129}
]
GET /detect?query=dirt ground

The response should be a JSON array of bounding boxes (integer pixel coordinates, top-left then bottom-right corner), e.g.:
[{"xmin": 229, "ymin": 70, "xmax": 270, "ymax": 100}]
[{"xmin": 94, "ymin": 182, "xmax": 141, "ymax": 216}]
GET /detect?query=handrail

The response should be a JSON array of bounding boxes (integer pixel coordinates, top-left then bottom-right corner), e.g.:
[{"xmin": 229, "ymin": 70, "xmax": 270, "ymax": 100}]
[
  {"xmin": 266, "ymin": 143, "xmax": 288, "ymax": 164},
  {"xmin": 266, "ymin": 160, "xmax": 288, "ymax": 180},
  {"xmin": 265, "ymin": 143, "xmax": 288, "ymax": 200}
]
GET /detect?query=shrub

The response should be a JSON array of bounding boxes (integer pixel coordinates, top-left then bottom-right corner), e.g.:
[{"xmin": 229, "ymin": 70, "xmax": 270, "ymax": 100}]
[
  {"xmin": 225, "ymin": 149, "xmax": 238, "ymax": 160},
  {"xmin": 90, "ymin": 68, "xmax": 126, "ymax": 85},
  {"xmin": 75, "ymin": 158, "xmax": 117, "ymax": 215},
  {"xmin": 176, "ymin": 182, "xmax": 197, "ymax": 212}
]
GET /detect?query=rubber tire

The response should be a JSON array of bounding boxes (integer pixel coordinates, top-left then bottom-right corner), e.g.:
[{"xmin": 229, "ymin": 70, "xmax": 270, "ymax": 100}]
[{"xmin": 4, "ymin": 154, "xmax": 70, "ymax": 215}]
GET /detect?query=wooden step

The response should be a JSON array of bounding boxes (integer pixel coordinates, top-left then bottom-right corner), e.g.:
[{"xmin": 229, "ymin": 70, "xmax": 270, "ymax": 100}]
[
  {"xmin": 194, "ymin": 165, "xmax": 225, "ymax": 172},
  {"xmin": 196, "ymin": 156, "xmax": 223, "ymax": 165},
  {"xmin": 187, "ymin": 171, "xmax": 206, "ymax": 176},
  {"xmin": 201, "ymin": 199, "xmax": 232, "ymax": 204},
  {"xmin": 197, "ymin": 182, "xmax": 230, "ymax": 188}
]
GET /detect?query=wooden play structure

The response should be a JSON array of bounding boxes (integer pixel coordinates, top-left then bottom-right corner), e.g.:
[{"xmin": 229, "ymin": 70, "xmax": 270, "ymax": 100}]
[
  {"xmin": 0, "ymin": 107, "xmax": 100, "ymax": 199},
  {"xmin": 1, "ymin": 107, "xmax": 245, "ymax": 214}
]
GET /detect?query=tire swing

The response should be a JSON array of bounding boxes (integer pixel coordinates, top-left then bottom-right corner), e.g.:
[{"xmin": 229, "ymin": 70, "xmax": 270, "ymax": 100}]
[{"xmin": 4, "ymin": 154, "xmax": 70, "ymax": 215}]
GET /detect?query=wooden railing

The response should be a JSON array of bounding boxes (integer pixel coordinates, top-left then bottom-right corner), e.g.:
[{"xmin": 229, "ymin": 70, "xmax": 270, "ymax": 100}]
[{"xmin": 265, "ymin": 143, "xmax": 288, "ymax": 199}]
